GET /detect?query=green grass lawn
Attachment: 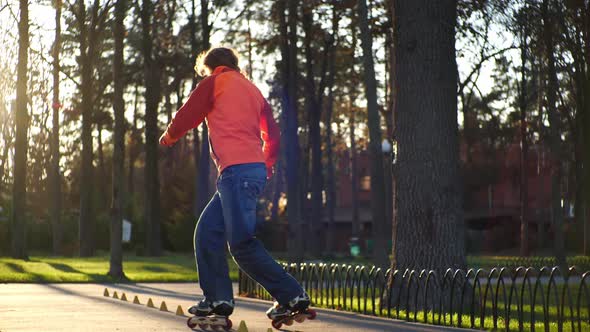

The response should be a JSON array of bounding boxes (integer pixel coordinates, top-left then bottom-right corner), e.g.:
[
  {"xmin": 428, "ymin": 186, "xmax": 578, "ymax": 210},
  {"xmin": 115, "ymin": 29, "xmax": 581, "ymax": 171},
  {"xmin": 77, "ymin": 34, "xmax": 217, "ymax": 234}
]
[{"xmin": 0, "ymin": 253, "xmax": 240, "ymax": 283}]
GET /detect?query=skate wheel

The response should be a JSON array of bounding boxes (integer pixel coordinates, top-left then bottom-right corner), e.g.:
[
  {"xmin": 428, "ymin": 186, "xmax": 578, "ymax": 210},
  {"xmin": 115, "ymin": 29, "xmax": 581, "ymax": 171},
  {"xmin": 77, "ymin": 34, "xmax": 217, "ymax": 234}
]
[
  {"xmin": 271, "ymin": 320, "xmax": 283, "ymax": 329},
  {"xmin": 224, "ymin": 318, "xmax": 232, "ymax": 331},
  {"xmin": 307, "ymin": 309, "xmax": 317, "ymax": 320},
  {"xmin": 284, "ymin": 319, "xmax": 294, "ymax": 326},
  {"xmin": 198, "ymin": 324, "xmax": 209, "ymax": 330},
  {"xmin": 187, "ymin": 317, "xmax": 198, "ymax": 329},
  {"xmin": 294, "ymin": 316, "xmax": 306, "ymax": 323}
]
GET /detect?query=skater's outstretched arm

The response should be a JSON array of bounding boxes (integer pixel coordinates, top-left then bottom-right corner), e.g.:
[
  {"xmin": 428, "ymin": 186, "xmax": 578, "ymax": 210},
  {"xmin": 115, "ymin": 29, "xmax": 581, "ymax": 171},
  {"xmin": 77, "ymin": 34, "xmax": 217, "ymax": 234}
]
[
  {"xmin": 159, "ymin": 76, "xmax": 215, "ymax": 146},
  {"xmin": 260, "ymin": 99, "xmax": 280, "ymax": 178}
]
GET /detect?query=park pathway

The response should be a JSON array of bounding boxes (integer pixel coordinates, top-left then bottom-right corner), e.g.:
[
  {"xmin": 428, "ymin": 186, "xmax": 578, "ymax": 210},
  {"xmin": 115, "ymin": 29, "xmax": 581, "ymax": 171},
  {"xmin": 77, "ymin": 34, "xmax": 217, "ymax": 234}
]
[{"xmin": 0, "ymin": 283, "xmax": 474, "ymax": 332}]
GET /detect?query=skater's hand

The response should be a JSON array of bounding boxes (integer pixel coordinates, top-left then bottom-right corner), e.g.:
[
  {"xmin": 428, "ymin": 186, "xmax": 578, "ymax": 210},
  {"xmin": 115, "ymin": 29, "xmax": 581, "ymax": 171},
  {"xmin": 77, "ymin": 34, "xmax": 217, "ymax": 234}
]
[{"xmin": 159, "ymin": 131, "xmax": 178, "ymax": 146}]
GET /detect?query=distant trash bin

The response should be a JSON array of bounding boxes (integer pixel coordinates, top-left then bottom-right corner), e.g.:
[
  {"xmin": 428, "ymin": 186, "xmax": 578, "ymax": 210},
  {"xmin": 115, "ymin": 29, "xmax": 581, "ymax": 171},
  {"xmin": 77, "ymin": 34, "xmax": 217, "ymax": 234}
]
[
  {"xmin": 349, "ymin": 237, "xmax": 360, "ymax": 257},
  {"xmin": 122, "ymin": 219, "xmax": 132, "ymax": 243}
]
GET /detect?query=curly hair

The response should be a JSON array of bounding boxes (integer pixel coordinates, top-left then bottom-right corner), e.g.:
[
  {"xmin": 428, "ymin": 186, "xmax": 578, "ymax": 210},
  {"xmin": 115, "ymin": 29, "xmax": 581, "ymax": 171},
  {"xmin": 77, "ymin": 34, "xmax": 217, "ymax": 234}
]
[{"xmin": 195, "ymin": 47, "xmax": 241, "ymax": 77}]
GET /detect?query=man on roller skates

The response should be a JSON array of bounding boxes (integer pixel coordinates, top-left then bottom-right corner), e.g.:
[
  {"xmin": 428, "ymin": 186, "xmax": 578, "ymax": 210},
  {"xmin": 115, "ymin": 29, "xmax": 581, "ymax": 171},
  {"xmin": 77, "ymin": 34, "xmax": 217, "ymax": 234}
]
[{"xmin": 159, "ymin": 47, "xmax": 312, "ymax": 330}]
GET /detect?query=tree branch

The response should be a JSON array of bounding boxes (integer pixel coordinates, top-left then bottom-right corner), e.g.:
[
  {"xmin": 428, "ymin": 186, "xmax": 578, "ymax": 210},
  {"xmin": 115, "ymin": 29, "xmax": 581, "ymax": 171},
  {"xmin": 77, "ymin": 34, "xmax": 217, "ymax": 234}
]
[
  {"xmin": 29, "ymin": 47, "xmax": 81, "ymax": 89},
  {"xmin": 458, "ymin": 45, "xmax": 517, "ymax": 94}
]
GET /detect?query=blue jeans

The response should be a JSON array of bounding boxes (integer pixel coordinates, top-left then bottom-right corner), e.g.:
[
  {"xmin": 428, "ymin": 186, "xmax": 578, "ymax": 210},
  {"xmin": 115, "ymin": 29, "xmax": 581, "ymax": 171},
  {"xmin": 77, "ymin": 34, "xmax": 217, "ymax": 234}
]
[{"xmin": 194, "ymin": 162, "xmax": 303, "ymax": 304}]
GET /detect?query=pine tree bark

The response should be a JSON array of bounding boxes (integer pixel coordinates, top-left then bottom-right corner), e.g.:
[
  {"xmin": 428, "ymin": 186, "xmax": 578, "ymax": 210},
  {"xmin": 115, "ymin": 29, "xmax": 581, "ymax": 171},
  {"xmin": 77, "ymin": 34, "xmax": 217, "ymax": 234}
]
[
  {"xmin": 196, "ymin": 0, "xmax": 211, "ymax": 216},
  {"xmin": 349, "ymin": 26, "xmax": 360, "ymax": 241},
  {"xmin": 358, "ymin": 0, "xmax": 388, "ymax": 268},
  {"xmin": 50, "ymin": 0, "xmax": 63, "ymax": 256},
  {"xmin": 542, "ymin": 0, "xmax": 566, "ymax": 269},
  {"xmin": 78, "ymin": 0, "xmax": 96, "ymax": 257},
  {"xmin": 128, "ymin": 87, "xmax": 140, "ymax": 197},
  {"xmin": 140, "ymin": 0, "xmax": 162, "ymax": 256},
  {"xmin": 279, "ymin": 0, "xmax": 303, "ymax": 261},
  {"xmin": 518, "ymin": 11, "xmax": 529, "ymax": 257},
  {"xmin": 390, "ymin": 0, "xmax": 465, "ymax": 272},
  {"xmin": 324, "ymin": 1, "xmax": 339, "ymax": 255},
  {"xmin": 302, "ymin": 4, "xmax": 325, "ymax": 257},
  {"xmin": 580, "ymin": 1, "xmax": 590, "ymax": 258},
  {"xmin": 109, "ymin": 0, "xmax": 127, "ymax": 279},
  {"xmin": 11, "ymin": 0, "xmax": 29, "ymax": 259}
]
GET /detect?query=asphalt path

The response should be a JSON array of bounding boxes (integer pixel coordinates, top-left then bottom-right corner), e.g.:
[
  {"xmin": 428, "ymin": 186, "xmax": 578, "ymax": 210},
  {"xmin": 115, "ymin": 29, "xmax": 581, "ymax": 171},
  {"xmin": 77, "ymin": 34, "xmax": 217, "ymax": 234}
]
[{"xmin": 0, "ymin": 283, "xmax": 475, "ymax": 332}]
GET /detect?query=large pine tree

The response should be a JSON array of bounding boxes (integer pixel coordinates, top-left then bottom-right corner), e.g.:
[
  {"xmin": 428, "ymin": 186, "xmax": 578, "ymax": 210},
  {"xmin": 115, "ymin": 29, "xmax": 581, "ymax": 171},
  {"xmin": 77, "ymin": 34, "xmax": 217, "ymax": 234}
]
[
  {"xmin": 140, "ymin": 0, "xmax": 162, "ymax": 256},
  {"xmin": 391, "ymin": 0, "xmax": 465, "ymax": 271},
  {"xmin": 11, "ymin": 0, "xmax": 29, "ymax": 259},
  {"xmin": 109, "ymin": 0, "xmax": 127, "ymax": 279}
]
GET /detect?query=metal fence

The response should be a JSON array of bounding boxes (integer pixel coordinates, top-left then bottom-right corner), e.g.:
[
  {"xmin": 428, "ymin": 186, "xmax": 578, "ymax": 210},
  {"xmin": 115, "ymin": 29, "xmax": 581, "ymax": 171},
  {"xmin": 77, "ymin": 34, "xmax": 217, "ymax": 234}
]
[{"xmin": 238, "ymin": 263, "xmax": 590, "ymax": 332}]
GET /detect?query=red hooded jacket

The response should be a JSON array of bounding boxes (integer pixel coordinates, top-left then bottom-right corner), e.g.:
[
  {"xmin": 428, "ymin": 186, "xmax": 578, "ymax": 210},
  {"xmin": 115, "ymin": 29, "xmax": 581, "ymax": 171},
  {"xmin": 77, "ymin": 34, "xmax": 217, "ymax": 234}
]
[{"xmin": 161, "ymin": 66, "xmax": 280, "ymax": 176}]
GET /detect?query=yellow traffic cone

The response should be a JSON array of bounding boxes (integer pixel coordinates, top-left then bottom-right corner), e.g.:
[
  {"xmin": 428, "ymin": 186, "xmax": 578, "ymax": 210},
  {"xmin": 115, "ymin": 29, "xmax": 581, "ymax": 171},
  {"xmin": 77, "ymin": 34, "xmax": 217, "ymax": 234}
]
[
  {"xmin": 237, "ymin": 320, "xmax": 248, "ymax": 332},
  {"xmin": 121, "ymin": 293, "xmax": 128, "ymax": 301},
  {"xmin": 103, "ymin": 288, "xmax": 109, "ymax": 297},
  {"xmin": 159, "ymin": 301, "xmax": 168, "ymax": 312},
  {"xmin": 175, "ymin": 305, "xmax": 185, "ymax": 316},
  {"xmin": 133, "ymin": 296, "xmax": 141, "ymax": 304},
  {"xmin": 112, "ymin": 291, "xmax": 119, "ymax": 299},
  {"xmin": 147, "ymin": 298, "xmax": 155, "ymax": 308}
]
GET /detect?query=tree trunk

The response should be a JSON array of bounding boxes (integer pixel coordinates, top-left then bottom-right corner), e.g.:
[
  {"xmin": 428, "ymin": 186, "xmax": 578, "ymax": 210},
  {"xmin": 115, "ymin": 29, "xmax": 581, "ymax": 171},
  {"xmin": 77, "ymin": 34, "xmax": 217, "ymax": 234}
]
[
  {"xmin": 109, "ymin": 0, "xmax": 127, "ymax": 279},
  {"xmin": 128, "ymin": 86, "xmax": 139, "ymax": 197},
  {"xmin": 391, "ymin": 0, "xmax": 465, "ymax": 272},
  {"xmin": 141, "ymin": 0, "xmax": 162, "ymax": 256},
  {"xmin": 542, "ymin": 0, "xmax": 566, "ymax": 269},
  {"xmin": 279, "ymin": 0, "xmax": 303, "ymax": 262},
  {"xmin": 349, "ymin": 26, "xmax": 360, "ymax": 242},
  {"xmin": 11, "ymin": 0, "xmax": 29, "ymax": 259},
  {"xmin": 349, "ymin": 106, "xmax": 360, "ymax": 239},
  {"xmin": 324, "ymin": 2, "xmax": 339, "ymax": 255},
  {"xmin": 97, "ymin": 122, "xmax": 106, "ymax": 207},
  {"xmin": 78, "ymin": 0, "xmax": 96, "ymax": 257},
  {"xmin": 519, "ymin": 11, "xmax": 529, "ymax": 257},
  {"xmin": 358, "ymin": 0, "xmax": 388, "ymax": 268},
  {"xmin": 270, "ymin": 159, "xmax": 282, "ymax": 222},
  {"xmin": 50, "ymin": 0, "xmax": 63, "ymax": 256},
  {"xmin": 196, "ymin": 0, "xmax": 211, "ymax": 216},
  {"xmin": 302, "ymin": 4, "xmax": 324, "ymax": 257},
  {"xmin": 581, "ymin": 1, "xmax": 590, "ymax": 258},
  {"xmin": 188, "ymin": 0, "xmax": 199, "ymax": 219}
]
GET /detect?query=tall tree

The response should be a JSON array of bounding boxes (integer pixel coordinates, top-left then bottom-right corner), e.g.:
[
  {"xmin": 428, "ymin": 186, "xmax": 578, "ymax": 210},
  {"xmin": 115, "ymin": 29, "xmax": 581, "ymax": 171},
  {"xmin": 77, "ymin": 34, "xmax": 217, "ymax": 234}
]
[
  {"xmin": 357, "ymin": 0, "xmax": 388, "ymax": 268},
  {"xmin": 108, "ymin": 0, "xmax": 127, "ymax": 279},
  {"xmin": 50, "ymin": 0, "xmax": 63, "ymax": 256},
  {"xmin": 196, "ymin": 0, "xmax": 211, "ymax": 216},
  {"xmin": 189, "ymin": 0, "xmax": 200, "ymax": 219},
  {"xmin": 324, "ymin": 0, "xmax": 339, "ymax": 254},
  {"xmin": 517, "ymin": 6, "xmax": 529, "ymax": 257},
  {"xmin": 140, "ymin": 0, "xmax": 162, "ymax": 256},
  {"xmin": 302, "ymin": 2, "xmax": 336, "ymax": 256},
  {"xmin": 73, "ymin": 0, "xmax": 111, "ymax": 257},
  {"xmin": 278, "ymin": 0, "xmax": 303, "ymax": 261},
  {"xmin": 11, "ymin": 0, "xmax": 29, "ymax": 259},
  {"xmin": 391, "ymin": 0, "xmax": 465, "ymax": 271},
  {"xmin": 541, "ymin": 0, "xmax": 566, "ymax": 268},
  {"xmin": 348, "ymin": 21, "xmax": 360, "ymax": 243},
  {"xmin": 582, "ymin": 2, "xmax": 590, "ymax": 257}
]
